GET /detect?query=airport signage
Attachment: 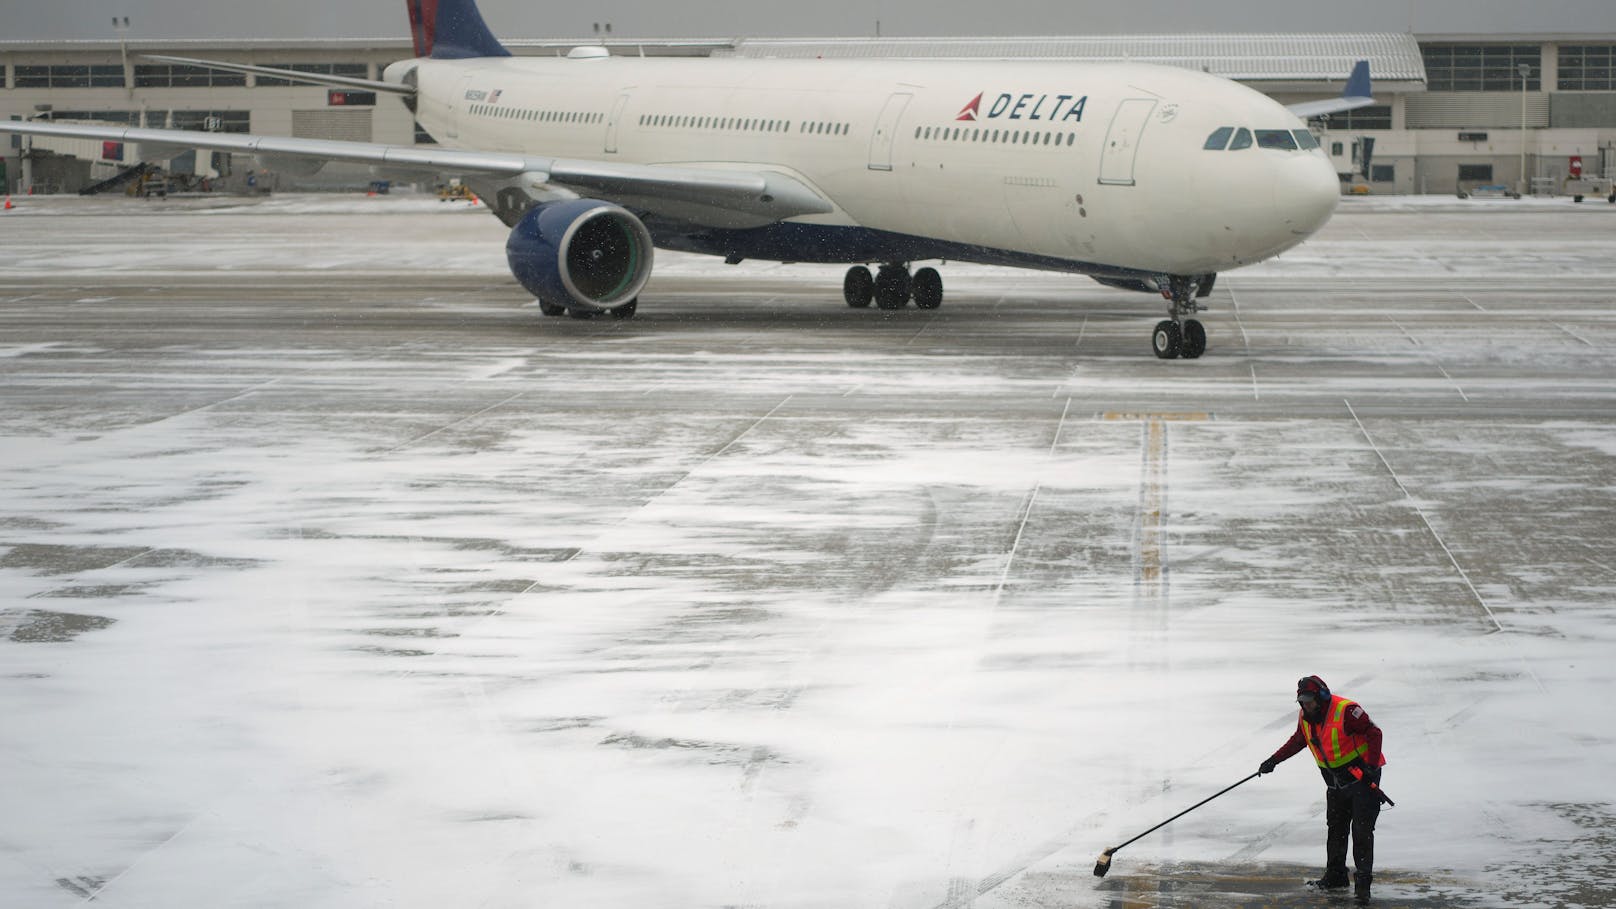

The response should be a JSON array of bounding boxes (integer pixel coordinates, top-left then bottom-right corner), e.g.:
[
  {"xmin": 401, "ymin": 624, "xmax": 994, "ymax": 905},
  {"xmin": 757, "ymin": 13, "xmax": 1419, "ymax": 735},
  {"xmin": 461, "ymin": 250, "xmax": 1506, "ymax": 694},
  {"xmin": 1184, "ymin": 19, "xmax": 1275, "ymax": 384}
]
[{"xmin": 329, "ymin": 90, "xmax": 378, "ymax": 107}]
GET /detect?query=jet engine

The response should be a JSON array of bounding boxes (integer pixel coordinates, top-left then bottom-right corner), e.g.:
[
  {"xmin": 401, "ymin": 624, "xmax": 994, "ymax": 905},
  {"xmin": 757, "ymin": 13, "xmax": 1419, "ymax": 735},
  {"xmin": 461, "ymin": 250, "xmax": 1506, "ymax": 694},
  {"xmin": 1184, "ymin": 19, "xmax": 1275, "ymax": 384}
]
[{"xmin": 505, "ymin": 200, "xmax": 654, "ymax": 314}]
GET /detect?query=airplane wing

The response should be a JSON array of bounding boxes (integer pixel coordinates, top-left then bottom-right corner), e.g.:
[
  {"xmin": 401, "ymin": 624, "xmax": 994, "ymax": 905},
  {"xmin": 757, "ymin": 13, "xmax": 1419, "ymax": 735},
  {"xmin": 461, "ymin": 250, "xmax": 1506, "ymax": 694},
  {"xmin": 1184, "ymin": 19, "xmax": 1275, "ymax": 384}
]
[
  {"xmin": 0, "ymin": 120, "xmax": 833, "ymax": 226},
  {"xmin": 1286, "ymin": 60, "xmax": 1375, "ymax": 119}
]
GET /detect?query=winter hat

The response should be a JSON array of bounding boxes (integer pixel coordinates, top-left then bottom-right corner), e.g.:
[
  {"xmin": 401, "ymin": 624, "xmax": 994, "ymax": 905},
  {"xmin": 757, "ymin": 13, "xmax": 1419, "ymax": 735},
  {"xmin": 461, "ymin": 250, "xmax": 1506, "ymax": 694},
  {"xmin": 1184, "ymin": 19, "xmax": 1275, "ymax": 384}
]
[{"xmin": 1296, "ymin": 675, "xmax": 1331, "ymax": 703}]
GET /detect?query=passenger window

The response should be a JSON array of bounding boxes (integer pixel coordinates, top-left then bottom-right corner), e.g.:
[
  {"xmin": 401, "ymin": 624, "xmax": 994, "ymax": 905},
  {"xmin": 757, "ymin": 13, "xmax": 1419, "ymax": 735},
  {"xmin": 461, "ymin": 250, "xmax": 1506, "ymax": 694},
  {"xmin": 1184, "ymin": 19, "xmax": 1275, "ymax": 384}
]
[
  {"xmin": 1255, "ymin": 129, "xmax": 1299, "ymax": 150},
  {"xmin": 1204, "ymin": 127, "xmax": 1233, "ymax": 150},
  {"xmin": 1292, "ymin": 129, "xmax": 1320, "ymax": 150},
  {"xmin": 1229, "ymin": 128, "xmax": 1253, "ymax": 150}
]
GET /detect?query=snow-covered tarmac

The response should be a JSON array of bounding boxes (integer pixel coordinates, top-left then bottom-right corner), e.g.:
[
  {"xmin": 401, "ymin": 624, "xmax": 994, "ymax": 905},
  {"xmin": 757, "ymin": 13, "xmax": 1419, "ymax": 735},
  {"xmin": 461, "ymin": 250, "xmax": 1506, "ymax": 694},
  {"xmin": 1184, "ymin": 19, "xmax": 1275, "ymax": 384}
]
[{"xmin": 1, "ymin": 193, "xmax": 1614, "ymax": 908}]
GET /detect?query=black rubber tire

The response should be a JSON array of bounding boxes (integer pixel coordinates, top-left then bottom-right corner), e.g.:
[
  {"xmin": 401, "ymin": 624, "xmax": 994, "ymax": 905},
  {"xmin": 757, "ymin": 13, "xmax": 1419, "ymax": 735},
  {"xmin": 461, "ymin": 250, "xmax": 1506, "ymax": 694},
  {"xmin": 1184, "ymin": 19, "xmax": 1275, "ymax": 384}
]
[
  {"xmin": 1152, "ymin": 320, "xmax": 1182, "ymax": 359},
  {"xmin": 843, "ymin": 266, "xmax": 874, "ymax": 308},
  {"xmin": 912, "ymin": 267, "xmax": 944, "ymax": 310},
  {"xmin": 609, "ymin": 298, "xmax": 638, "ymax": 319},
  {"xmin": 875, "ymin": 267, "xmax": 911, "ymax": 310},
  {"xmin": 538, "ymin": 299, "xmax": 567, "ymax": 317},
  {"xmin": 1181, "ymin": 319, "xmax": 1207, "ymax": 359}
]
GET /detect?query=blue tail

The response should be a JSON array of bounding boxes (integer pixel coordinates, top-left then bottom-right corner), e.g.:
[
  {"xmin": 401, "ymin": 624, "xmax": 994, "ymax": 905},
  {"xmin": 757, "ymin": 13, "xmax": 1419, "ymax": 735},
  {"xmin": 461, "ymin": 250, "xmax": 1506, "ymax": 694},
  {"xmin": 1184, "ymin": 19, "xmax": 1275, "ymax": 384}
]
[
  {"xmin": 1343, "ymin": 60, "xmax": 1371, "ymax": 100},
  {"xmin": 407, "ymin": 0, "xmax": 511, "ymax": 59}
]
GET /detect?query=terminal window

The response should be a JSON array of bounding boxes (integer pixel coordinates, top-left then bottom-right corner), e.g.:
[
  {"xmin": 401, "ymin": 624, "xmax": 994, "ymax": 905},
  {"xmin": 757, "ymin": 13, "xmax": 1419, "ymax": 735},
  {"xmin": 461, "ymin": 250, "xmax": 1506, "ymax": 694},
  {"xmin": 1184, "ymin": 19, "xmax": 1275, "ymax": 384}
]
[
  {"xmin": 14, "ymin": 65, "xmax": 125, "ymax": 88},
  {"xmin": 256, "ymin": 63, "xmax": 370, "ymax": 87},
  {"xmin": 45, "ymin": 111, "xmax": 143, "ymax": 126},
  {"xmin": 1558, "ymin": 45, "xmax": 1616, "ymax": 91},
  {"xmin": 1423, "ymin": 45, "xmax": 1540, "ymax": 91},
  {"xmin": 135, "ymin": 64, "xmax": 246, "ymax": 88},
  {"xmin": 1458, "ymin": 164, "xmax": 1495, "ymax": 183},
  {"xmin": 1328, "ymin": 105, "xmax": 1392, "ymax": 130}
]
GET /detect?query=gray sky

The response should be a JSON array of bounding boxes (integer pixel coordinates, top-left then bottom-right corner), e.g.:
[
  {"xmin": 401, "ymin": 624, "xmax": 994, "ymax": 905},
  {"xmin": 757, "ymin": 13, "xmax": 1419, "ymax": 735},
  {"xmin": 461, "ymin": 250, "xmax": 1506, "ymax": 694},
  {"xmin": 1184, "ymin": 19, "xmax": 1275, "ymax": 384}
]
[{"xmin": 5, "ymin": 0, "xmax": 1613, "ymax": 41}]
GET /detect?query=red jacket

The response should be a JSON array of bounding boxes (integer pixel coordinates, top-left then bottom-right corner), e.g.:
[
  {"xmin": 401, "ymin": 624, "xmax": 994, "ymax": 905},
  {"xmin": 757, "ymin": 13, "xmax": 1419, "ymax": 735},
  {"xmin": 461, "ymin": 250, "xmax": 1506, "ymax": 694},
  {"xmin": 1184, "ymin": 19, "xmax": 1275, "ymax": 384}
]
[{"xmin": 1270, "ymin": 699, "xmax": 1384, "ymax": 788}]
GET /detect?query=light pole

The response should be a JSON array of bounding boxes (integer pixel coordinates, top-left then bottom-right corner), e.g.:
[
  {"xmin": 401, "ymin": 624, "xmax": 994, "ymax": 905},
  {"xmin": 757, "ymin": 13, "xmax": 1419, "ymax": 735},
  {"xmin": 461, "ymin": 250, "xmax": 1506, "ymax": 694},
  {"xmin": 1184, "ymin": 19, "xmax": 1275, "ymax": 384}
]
[
  {"xmin": 113, "ymin": 17, "xmax": 132, "ymax": 98},
  {"xmin": 1518, "ymin": 62, "xmax": 1531, "ymax": 196}
]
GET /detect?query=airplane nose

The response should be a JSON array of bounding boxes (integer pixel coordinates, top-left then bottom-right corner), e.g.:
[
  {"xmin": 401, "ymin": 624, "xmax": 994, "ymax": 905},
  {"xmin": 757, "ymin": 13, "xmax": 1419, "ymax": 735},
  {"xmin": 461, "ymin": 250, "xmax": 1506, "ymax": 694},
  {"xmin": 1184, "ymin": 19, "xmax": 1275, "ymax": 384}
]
[{"xmin": 1277, "ymin": 154, "xmax": 1341, "ymax": 239}]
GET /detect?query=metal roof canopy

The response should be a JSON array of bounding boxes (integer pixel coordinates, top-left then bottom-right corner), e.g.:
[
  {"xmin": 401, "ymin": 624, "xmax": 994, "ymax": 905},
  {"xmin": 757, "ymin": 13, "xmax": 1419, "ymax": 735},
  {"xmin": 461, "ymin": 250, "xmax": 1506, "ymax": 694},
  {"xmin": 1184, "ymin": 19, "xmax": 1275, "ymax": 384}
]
[
  {"xmin": 0, "ymin": 32, "xmax": 1428, "ymax": 87},
  {"xmin": 723, "ymin": 34, "xmax": 1427, "ymax": 85}
]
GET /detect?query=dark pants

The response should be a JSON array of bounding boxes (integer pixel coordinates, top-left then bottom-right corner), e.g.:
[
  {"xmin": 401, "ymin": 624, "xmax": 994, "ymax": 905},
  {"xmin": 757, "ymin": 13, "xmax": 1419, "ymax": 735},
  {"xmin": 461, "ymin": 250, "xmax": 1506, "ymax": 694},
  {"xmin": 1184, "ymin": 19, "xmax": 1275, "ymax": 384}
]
[{"xmin": 1325, "ymin": 778, "xmax": 1381, "ymax": 877}]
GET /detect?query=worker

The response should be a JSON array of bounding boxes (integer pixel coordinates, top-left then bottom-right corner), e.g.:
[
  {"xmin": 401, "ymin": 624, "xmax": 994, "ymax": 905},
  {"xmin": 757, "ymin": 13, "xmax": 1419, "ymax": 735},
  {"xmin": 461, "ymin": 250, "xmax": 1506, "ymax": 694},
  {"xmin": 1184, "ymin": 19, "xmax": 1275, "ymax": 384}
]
[{"xmin": 1258, "ymin": 675, "xmax": 1386, "ymax": 905}]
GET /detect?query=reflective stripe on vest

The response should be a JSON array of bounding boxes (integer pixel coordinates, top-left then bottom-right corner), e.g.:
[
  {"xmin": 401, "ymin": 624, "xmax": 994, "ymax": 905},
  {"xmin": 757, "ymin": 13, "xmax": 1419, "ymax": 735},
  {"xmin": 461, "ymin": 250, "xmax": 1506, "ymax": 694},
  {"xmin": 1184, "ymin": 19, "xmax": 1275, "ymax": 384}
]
[{"xmin": 1302, "ymin": 695, "xmax": 1369, "ymax": 769}]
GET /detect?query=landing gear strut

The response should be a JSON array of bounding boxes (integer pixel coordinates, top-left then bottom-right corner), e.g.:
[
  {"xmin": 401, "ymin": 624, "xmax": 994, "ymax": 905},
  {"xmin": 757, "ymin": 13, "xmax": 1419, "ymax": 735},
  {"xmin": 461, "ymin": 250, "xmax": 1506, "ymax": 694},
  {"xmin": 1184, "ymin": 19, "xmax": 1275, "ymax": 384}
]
[
  {"xmin": 843, "ymin": 263, "xmax": 945, "ymax": 311},
  {"xmin": 1152, "ymin": 274, "xmax": 1212, "ymax": 360}
]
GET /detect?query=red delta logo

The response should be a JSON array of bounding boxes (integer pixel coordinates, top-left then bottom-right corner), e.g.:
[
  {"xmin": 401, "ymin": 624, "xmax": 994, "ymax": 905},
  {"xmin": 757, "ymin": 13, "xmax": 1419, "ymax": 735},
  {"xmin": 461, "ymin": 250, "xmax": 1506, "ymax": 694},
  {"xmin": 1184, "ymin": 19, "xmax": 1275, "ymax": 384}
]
[{"xmin": 957, "ymin": 92, "xmax": 1088, "ymax": 123}]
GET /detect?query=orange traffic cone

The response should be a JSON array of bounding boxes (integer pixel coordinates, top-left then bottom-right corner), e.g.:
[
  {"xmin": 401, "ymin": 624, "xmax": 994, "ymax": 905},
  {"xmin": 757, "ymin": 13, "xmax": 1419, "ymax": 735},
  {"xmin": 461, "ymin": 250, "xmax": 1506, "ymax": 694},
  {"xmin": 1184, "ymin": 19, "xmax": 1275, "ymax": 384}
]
[{"xmin": 3, "ymin": 196, "xmax": 12, "ymax": 211}]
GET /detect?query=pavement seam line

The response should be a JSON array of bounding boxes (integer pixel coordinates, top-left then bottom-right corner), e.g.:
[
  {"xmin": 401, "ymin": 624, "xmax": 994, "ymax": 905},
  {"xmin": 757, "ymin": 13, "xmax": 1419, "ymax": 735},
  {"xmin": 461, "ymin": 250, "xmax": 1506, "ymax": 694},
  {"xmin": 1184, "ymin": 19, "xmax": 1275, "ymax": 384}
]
[{"xmin": 1343, "ymin": 398, "xmax": 1505, "ymax": 636}]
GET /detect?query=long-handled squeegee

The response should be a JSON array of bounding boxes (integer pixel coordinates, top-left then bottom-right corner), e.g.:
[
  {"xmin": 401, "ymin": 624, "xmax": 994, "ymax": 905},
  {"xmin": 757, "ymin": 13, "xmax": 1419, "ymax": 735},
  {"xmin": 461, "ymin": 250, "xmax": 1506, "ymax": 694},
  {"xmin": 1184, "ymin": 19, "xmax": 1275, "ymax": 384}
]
[{"xmin": 1093, "ymin": 772, "xmax": 1261, "ymax": 878}]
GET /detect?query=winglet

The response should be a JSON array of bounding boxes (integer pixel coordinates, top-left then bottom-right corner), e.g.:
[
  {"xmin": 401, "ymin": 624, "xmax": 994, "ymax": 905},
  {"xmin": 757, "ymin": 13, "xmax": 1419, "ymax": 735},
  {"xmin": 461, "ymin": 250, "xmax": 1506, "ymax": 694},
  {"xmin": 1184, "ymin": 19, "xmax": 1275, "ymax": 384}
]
[
  {"xmin": 407, "ymin": 0, "xmax": 511, "ymax": 60},
  {"xmin": 1285, "ymin": 60, "xmax": 1375, "ymax": 119},
  {"xmin": 1343, "ymin": 60, "xmax": 1371, "ymax": 100}
]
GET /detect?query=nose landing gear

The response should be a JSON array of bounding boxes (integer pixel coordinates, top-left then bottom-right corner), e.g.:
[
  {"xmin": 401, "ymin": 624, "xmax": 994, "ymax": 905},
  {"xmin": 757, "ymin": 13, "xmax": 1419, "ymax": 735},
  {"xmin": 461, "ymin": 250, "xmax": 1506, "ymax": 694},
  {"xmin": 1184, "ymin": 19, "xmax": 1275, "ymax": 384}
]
[{"xmin": 1152, "ymin": 274, "xmax": 1213, "ymax": 360}]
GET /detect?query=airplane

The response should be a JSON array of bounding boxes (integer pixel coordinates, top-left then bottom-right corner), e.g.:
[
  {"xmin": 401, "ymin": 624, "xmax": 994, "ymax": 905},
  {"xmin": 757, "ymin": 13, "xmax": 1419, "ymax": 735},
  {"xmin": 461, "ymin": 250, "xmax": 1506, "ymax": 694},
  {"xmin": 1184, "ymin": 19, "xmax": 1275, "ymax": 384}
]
[{"xmin": 0, "ymin": 0, "xmax": 1373, "ymax": 359}]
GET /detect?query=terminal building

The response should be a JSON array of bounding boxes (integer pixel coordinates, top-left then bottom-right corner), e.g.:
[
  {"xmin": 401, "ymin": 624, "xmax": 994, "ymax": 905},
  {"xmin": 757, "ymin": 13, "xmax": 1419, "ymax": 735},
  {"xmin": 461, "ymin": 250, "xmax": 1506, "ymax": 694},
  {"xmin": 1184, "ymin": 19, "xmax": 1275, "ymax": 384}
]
[{"xmin": 3, "ymin": 32, "xmax": 1614, "ymax": 196}]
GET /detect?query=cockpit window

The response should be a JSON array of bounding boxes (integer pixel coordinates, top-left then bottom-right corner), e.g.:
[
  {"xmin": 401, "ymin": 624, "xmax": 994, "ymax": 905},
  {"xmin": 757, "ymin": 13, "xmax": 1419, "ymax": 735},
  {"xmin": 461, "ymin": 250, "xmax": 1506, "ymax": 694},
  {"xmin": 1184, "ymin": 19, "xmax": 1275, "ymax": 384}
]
[
  {"xmin": 1255, "ymin": 129, "xmax": 1299, "ymax": 150},
  {"xmin": 1229, "ymin": 127, "xmax": 1253, "ymax": 150},
  {"xmin": 1292, "ymin": 129, "xmax": 1320, "ymax": 150},
  {"xmin": 1203, "ymin": 126, "xmax": 1233, "ymax": 150}
]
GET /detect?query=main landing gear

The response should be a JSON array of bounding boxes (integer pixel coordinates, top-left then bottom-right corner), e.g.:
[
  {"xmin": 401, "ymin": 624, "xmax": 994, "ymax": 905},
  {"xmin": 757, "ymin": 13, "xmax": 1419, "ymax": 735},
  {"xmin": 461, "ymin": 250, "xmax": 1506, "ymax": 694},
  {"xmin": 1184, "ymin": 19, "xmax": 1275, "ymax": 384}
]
[
  {"xmin": 844, "ymin": 264, "xmax": 943, "ymax": 311},
  {"xmin": 1151, "ymin": 274, "xmax": 1213, "ymax": 360}
]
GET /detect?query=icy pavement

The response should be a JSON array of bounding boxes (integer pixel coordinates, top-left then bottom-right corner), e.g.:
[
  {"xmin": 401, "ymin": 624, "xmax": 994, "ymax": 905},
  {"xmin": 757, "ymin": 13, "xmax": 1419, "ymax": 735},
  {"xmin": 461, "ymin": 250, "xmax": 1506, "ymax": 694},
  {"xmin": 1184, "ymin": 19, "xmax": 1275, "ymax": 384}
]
[{"xmin": 1, "ymin": 193, "xmax": 1614, "ymax": 908}]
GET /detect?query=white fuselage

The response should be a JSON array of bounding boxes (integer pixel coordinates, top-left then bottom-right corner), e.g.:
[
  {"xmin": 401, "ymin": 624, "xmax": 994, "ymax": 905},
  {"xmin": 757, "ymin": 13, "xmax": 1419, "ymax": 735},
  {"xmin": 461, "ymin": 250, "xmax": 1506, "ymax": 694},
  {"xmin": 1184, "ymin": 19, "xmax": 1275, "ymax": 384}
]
[{"xmin": 397, "ymin": 55, "xmax": 1340, "ymax": 277}]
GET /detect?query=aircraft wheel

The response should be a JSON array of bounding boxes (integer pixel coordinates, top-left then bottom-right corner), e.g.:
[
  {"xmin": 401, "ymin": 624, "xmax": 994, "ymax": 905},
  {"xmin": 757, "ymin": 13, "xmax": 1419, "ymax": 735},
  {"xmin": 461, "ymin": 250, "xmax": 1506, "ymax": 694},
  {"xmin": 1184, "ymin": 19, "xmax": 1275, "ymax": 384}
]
[
  {"xmin": 609, "ymin": 298, "xmax": 638, "ymax": 319},
  {"xmin": 844, "ymin": 266, "xmax": 874, "ymax": 308},
  {"xmin": 538, "ymin": 299, "xmax": 567, "ymax": 317},
  {"xmin": 875, "ymin": 266, "xmax": 911, "ymax": 310},
  {"xmin": 1152, "ymin": 320, "xmax": 1182, "ymax": 359},
  {"xmin": 912, "ymin": 267, "xmax": 944, "ymax": 310},
  {"xmin": 1180, "ymin": 319, "xmax": 1207, "ymax": 359}
]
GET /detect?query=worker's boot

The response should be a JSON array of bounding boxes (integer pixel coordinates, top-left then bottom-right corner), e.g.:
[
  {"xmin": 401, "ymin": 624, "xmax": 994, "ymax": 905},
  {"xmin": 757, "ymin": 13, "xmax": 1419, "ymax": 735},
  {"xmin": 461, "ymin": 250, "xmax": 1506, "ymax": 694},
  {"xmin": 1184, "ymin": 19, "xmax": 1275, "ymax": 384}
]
[
  {"xmin": 1307, "ymin": 868, "xmax": 1350, "ymax": 890},
  {"xmin": 1354, "ymin": 871, "xmax": 1372, "ymax": 904}
]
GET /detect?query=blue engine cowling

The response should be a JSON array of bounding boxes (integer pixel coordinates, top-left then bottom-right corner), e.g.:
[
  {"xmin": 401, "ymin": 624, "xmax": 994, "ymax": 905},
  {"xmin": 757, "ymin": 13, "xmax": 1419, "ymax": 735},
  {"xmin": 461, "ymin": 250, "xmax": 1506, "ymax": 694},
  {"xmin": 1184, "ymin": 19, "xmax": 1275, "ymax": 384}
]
[{"xmin": 505, "ymin": 199, "xmax": 654, "ymax": 312}]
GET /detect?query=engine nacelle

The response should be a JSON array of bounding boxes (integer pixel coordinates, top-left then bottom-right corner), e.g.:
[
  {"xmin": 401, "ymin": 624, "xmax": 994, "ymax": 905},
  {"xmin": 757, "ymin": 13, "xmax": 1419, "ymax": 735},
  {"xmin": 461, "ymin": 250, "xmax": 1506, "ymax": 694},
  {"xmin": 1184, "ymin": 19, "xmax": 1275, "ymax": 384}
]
[{"xmin": 505, "ymin": 200, "xmax": 654, "ymax": 312}]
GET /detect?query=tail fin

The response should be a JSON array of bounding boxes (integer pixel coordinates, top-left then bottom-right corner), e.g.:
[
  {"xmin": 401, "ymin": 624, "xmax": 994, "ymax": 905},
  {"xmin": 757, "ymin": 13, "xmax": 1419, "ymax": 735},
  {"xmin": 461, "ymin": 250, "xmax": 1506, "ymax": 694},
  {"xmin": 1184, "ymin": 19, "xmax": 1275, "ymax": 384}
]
[
  {"xmin": 1343, "ymin": 60, "xmax": 1371, "ymax": 100},
  {"xmin": 407, "ymin": 0, "xmax": 511, "ymax": 59}
]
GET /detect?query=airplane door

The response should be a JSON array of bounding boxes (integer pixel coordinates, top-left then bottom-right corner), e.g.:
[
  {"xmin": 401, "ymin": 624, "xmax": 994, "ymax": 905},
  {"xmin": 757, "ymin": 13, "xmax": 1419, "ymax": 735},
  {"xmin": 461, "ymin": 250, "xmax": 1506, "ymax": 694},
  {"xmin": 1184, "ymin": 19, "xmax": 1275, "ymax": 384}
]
[
  {"xmin": 867, "ymin": 92, "xmax": 912, "ymax": 171},
  {"xmin": 604, "ymin": 92, "xmax": 632, "ymax": 154},
  {"xmin": 1098, "ymin": 98, "xmax": 1157, "ymax": 186}
]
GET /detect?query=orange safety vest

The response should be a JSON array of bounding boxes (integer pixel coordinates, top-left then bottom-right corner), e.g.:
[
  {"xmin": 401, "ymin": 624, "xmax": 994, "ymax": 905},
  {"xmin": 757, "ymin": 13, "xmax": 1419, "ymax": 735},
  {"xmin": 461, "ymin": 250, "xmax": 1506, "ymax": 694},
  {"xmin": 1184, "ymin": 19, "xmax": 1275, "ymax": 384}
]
[{"xmin": 1302, "ymin": 695, "xmax": 1383, "ymax": 769}]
